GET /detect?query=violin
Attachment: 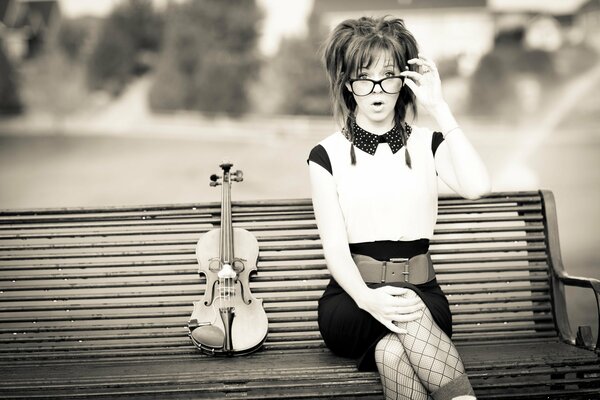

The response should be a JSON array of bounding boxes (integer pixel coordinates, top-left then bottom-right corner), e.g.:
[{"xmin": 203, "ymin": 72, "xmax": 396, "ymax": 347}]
[{"xmin": 188, "ymin": 162, "xmax": 268, "ymax": 356}]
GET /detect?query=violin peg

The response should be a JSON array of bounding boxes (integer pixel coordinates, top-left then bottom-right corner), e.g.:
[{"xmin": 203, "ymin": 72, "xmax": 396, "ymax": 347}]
[
  {"xmin": 210, "ymin": 174, "xmax": 222, "ymax": 186},
  {"xmin": 233, "ymin": 170, "xmax": 243, "ymax": 182}
]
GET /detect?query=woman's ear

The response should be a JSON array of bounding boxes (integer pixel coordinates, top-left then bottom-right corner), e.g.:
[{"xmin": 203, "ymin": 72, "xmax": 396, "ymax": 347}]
[{"xmin": 345, "ymin": 82, "xmax": 353, "ymax": 93}]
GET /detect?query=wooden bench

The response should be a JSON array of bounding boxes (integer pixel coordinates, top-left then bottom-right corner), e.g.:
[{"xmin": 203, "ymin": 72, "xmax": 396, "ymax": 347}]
[{"xmin": 1, "ymin": 190, "xmax": 599, "ymax": 399}]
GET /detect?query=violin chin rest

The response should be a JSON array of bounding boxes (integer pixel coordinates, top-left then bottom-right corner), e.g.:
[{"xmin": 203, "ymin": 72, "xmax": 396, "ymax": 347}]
[{"xmin": 191, "ymin": 324, "xmax": 225, "ymax": 349}]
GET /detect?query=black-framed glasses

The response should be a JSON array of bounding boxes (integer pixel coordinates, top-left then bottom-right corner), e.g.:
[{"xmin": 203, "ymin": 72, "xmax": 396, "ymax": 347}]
[{"xmin": 348, "ymin": 76, "xmax": 404, "ymax": 96}]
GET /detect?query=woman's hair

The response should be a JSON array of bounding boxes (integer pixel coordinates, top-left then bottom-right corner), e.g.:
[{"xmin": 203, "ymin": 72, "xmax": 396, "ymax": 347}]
[{"xmin": 321, "ymin": 16, "xmax": 419, "ymax": 166}]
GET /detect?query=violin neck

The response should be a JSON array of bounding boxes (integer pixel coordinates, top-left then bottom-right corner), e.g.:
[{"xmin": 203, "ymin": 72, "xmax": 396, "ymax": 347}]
[{"xmin": 220, "ymin": 177, "xmax": 235, "ymax": 264}]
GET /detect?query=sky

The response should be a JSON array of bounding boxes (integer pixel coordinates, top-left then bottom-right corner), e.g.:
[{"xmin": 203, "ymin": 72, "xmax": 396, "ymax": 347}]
[{"xmin": 58, "ymin": 0, "xmax": 314, "ymax": 56}]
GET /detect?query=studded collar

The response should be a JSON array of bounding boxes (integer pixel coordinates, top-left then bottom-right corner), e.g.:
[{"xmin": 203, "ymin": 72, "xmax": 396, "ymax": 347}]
[{"xmin": 350, "ymin": 121, "xmax": 411, "ymax": 155}]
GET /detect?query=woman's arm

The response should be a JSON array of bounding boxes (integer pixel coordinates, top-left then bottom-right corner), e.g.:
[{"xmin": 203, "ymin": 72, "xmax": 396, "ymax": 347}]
[
  {"xmin": 401, "ymin": 55, "xmax": 491, "ymax": 200},
  {"xmin": 308, "ymin": 162, "xmax": 423, "ymax": 333},
  {"xmin": 431, "ymin": 103, "xmax": 492, "ymax": 200},
  {"xmin": 309, "ymin": 162, "xmax": 369, "ymax": 300}
]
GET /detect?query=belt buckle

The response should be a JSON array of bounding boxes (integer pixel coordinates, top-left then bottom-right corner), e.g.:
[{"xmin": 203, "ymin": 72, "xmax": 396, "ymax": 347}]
[{"xmin": 390, "ymin": 257, "xmax": 410, "ymax": 283}]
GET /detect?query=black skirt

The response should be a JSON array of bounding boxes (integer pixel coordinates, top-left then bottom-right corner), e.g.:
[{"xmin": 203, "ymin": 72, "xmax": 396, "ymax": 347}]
[{"xmin": 317, "ymin": 276, "xmax": 452, "ymax": 371}]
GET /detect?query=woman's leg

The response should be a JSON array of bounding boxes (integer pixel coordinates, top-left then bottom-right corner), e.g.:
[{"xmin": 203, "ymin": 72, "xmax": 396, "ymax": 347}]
[
  {"xmin": 375, "ymin": 333, "xmax": 429, "ymax": 400},
  {"xmin": 395, "ymin": 290, "xmax": 474, "ymax": 399}
]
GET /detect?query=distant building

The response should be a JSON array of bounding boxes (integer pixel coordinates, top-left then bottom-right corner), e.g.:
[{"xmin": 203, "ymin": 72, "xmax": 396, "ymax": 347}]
[
  {"xmin": 0, "ymin": 0, "xmax": 60, "ymax": 61},
  {"xmin": 313, "ymin": 0, "xmax": 493, "ymax": 75},
  {"xmin": 578, "ymin": 1, "xmax": 600, "ymax": 52},
  {"xmin": 487, "ymin": 0, "xmax": 599, "ymax": 51},
  {"xmin": 311, "ymin": 0, "xmax": 599, "ymax": 74}
]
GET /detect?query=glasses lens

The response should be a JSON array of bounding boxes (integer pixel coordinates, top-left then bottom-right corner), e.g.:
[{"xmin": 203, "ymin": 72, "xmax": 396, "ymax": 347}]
[
  {"xmin": 381, "ymin": 77, "xmax": 403, "ymax": 94},
  {"xmin": 351, "ymin": 80, "xmax": 374, "ymax": 96}
]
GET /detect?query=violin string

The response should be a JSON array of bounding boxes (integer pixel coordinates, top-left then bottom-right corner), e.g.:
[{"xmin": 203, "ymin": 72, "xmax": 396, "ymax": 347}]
[
  {"xmin": 219, "ymin": 270, "xmax": 223, "ymax": 310},
  {"xmin": 228, "ymin": 276, "xmax": 232, "ymax": 306}
]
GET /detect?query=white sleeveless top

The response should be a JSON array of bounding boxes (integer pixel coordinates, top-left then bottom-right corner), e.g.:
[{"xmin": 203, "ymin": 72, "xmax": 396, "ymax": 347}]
[{"xmin": 310, "ymin": 125, "xmax": 441, "ymax": 244}]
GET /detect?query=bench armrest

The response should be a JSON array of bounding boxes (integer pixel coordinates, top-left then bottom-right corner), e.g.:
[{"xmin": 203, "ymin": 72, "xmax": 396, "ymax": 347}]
[
  {"xmin": 540, "ymin": 190, "xmax": 600, "ymax": 351},
  {"xmin": 555, "ymin": 272, "xmax": 600, "ymax": 292},
  {"xmin": 553, "ymin": 270, "xmax": 600, "ymax": 350}
]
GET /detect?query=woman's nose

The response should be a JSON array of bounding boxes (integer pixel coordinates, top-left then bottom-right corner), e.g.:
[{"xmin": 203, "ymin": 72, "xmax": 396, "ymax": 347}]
[{"xmin": 372, "ymin": 82, "xmax": 384, "ymax": 93}]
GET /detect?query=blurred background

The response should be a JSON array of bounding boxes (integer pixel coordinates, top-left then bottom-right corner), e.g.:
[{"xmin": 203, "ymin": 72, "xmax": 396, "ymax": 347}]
[{"xmin": 0, "ymin": 0, "xmax": 599, "ymax": 338}]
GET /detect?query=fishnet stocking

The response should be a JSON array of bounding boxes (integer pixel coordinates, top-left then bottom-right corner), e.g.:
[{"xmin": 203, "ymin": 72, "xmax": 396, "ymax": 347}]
[
  {"xmin": 375, "ymin": 333, "xmax": 430, "ymax": 400},
  {"xmin": 395, "ymin": 290, "xmax": 466, "ymax": 393}
]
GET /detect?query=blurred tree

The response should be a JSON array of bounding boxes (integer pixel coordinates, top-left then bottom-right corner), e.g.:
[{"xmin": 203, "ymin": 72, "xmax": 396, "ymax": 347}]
[
  {"xmin": 468, "ymin": 50, "xmax": 514, "ymax": 118},
  {"xmin": 469, "ymin": 28, "xmax": 558, "ymax": 120},
  {"xmin": 0, "ymin": 43, "xmax": 23, "ymax": 115},
  {"xmin": 56, "ymin": 17, "xmax": 93, "ymax": 61},
  {"xmin": 86, "ymin": 0, "xmax": 163, "ymax": 95},
  {"xmin": 468, "ymin": 24, "xmax": 572, "ymax": 121},
  {"xmin": 149, "ymin": 0, "xmax": 262, "ymax": 116},
  {"xmin": 87, "ymin": 27, "xmax": 135, "ymax": 95},
  {"xmin": 276, "ymin": 11, "xmax": 330, "ymax": 115},
  {"xmin": 251, "ymin": 10, "xmax": 330, "ymax": 116}
]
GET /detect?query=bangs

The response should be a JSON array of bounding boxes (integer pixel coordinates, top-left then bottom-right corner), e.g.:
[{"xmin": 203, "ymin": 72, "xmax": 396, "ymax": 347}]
[{"xmin": 345, "ymin": 35, "xmax": 407, "ymax": 77}]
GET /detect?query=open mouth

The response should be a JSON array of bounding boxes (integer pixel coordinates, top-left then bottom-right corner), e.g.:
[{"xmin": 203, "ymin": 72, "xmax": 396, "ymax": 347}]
[{"xmin": 372, "ymin": 101, "xmax": 383, "ymax": 107}]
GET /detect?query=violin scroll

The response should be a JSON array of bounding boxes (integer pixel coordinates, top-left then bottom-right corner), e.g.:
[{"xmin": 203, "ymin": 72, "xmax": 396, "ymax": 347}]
[{"xmin": 209, "ymin": 167, "xmax": 242, "ymax": 186}]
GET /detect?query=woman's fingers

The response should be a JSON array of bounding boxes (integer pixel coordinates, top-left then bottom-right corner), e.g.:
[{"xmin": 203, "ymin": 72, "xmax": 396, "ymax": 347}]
[
  {"xmin": 383, "ymin": 303, "xmax": 424, "ymax": 319},
  {"xmin": 402, "ymin": 77, "xmax": 420, "ymax": 95},
  {"xmin": 408, "ymin": 54, "xmax": 436, "ymax": 68},
  {"xmin": 395, "ymin": 302, "xmax": 425, "ymax": 315},
  {"xmin": 380, "ymin": 309, "xmax": 422, "ymax": 333},
  {"xmin": 383, "ymin": 298, "xmax": 424, "ymax": 315},
  {"xmin": 394, "ymin": 296, "xmax": 422, "ymax": 308},
  {"xmin": 380, "ymin": 286, "xmax": 411, "ymax": 296},
  {"xmin": 379, "ymin": 286, "xmax": 423, "ymax": 307},
  {"xmin": 399, "ymin": 70, "xmax": 422, "ymax": 81},
  {"xmin": 370, "ymin": 286, "xmax": 425, "ymax": 332},
  {"xmin": 383, "ymin": 319, "xmax": 408, "ymax": 334},
  {"xmin": 393, "ymin": 311, "xmax": 422, "ymax": 323},
  {"xmin": 407, "ymin": 55, "xmax": 437, "ymax": 75}
]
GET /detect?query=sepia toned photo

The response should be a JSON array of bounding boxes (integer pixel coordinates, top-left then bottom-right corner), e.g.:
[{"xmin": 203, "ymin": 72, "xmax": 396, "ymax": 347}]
[{"xmin": 1, "ymin": 0, "xmax": 599, "ymax": 398}]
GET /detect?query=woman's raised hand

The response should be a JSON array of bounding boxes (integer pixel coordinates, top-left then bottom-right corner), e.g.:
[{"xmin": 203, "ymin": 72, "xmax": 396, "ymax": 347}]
[
  {"xmin": 400, "ymin": 54, "xmax": 446, "ymax": 114},
  {"xmin": 357, "ymin": 286, "xmax": 425, "ymax": 334}
]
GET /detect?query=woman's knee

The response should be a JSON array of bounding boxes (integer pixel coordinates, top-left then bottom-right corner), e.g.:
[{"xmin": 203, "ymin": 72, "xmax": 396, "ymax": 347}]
[{"xmin": 375, "ymin": 333, "xmax": 406, "ymax": 363}]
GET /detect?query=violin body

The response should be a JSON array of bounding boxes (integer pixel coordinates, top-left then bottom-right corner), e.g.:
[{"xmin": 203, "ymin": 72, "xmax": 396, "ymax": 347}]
[
  {"xmin": 188, "ymin": 162, "xmax": 268, "ymax": 356},
  {"xmin": 189, "ymin": 228, "xmax": 268, "ymax": 355}
]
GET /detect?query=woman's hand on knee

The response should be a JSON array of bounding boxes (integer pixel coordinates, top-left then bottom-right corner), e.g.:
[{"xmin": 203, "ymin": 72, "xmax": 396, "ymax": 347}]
[{"xmin": 357, "ymin": 286, "xmax": 425, "ymax": 334}]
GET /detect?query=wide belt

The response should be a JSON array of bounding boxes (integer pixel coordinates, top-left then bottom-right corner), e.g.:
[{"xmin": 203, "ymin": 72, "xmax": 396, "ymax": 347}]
[{"xmin": 352, "ymin": 252, "xmax": 435, "ymax": 285}]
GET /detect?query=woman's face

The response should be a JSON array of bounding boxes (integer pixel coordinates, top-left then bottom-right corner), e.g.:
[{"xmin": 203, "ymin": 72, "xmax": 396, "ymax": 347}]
[{"xmin": 345, "ymin": 50, "xmax": 402, "ymax": 131}]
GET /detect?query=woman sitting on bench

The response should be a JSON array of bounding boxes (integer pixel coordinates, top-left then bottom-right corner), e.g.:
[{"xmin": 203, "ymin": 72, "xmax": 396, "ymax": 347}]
[{"xmin": 307, "ymin": 16, "xmax": 491, "ymax": 400}]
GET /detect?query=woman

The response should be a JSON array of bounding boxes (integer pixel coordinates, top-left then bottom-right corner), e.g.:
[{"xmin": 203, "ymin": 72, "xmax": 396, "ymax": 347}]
[{"xmin": 307, "ymin": 16, "xmax": 491, "ymax": 400}]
